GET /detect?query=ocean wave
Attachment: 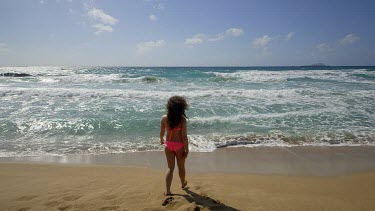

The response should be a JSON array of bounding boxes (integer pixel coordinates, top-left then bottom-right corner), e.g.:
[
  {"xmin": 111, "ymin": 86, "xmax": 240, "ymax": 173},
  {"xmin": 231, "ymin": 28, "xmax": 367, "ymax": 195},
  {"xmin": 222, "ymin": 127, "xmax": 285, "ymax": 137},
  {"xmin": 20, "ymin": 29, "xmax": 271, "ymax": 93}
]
[
  {"xmin": 206, "ymin": 69, "xmax": 375, "ymax": 84},
  {"xmin": 0, "ymin": 117, "xmax": 153, "ymax": 137},
  {"xmin": 0, "ymin": 66, "xmax": 75, "ymax": 76},
  {"xmin": 352, "ymin": 73, "xmax": 375, "ymax": 80},
  {"xmin": 208, "ymin": 75, "xmax": 238, "ymax": 82},
  {"xmin": 116, "ymin": 76, "xmax": 167, "ymax": 83},
  {"xmin": 0, "ymin": 67, "xmax": 169, "ymax": 84},
  {"xmin": 0, "ymin": 86, "xmax": 301, "ymax": 99},
  {"xmin": 3, "ymin": 67, "xmax": 374, "ymax": 85},
  {"xmin": 189, "ymin": 108, "xmax": 334, "ymax": 124},
  {"xmin": 193, "ymin": 131, "xmax": 375, "ymax": 150},
  {"xmin": 3, "ymin": 74, "xmax": 168, "ymax": 85}
]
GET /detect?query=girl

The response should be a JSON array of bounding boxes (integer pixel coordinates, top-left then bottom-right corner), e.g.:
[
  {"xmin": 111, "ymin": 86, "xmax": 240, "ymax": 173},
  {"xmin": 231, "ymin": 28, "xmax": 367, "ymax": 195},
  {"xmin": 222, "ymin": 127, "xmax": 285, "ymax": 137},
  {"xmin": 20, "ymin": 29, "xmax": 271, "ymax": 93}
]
[{"xmin": 160, "ymin": 96, "xmax": 189, "ymax": 195}]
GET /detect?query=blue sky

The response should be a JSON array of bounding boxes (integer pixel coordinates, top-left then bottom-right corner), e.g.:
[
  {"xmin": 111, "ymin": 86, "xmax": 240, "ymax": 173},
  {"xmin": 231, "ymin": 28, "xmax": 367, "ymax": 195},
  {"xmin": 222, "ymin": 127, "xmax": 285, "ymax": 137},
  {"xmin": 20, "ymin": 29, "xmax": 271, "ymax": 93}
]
[{"xmin": 0, "ymin": 0, "xmax": 374, "ymax": 66}]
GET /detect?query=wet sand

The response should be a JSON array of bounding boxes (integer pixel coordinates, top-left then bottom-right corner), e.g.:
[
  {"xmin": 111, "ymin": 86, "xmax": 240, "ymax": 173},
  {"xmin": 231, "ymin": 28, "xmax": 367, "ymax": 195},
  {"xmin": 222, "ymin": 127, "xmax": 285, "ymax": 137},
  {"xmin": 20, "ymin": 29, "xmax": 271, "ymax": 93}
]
[
  {"xmin": 1, "ymin": 146, "xmax": 375, "ymax": 210},
  {"xmin": 3, "ymin": 146, "xmax": 375, "ymax": 176}
]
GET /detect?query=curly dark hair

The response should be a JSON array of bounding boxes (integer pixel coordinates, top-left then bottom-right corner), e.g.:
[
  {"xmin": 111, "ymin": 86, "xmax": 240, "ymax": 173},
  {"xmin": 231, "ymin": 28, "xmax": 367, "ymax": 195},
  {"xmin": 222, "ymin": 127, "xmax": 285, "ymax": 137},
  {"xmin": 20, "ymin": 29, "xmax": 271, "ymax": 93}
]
[{"xmin": 166, "ymin": 96, "xmax": 188, "ymax": 129}]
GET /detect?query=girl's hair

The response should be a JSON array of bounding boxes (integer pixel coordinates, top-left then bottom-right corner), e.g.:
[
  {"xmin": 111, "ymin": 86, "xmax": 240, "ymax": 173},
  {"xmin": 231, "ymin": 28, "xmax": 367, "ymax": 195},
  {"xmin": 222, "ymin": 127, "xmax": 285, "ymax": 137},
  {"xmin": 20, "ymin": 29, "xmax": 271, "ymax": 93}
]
[{"xmin": 166, "ymin": 96, "xmax": 188, "ymax": 129}]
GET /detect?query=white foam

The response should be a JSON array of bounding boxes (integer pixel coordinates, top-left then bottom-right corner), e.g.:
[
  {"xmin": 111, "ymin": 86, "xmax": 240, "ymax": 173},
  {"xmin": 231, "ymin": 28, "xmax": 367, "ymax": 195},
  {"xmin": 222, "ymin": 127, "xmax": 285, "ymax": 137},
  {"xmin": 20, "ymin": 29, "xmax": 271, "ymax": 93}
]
[
  {"xmin": 0, "ymin": 86, "xmax": 300, "ymax": 100},
  {"xmin": 207, "ymin": 69, "xmax": 375, "ymax": 84},
  {"xmin": 188, "ymin": 135, "xmax": 217, "ymax": 152},
  {"xmin": 0, "ymin": 66, "xmax": 74, "ymax": 76},
  {"xmin": 189, "ymin": 107, "xmax": 338, "ymax": 124},
  {"xmin": 40, "ymin": 78, "xmax": 58, "ymax": 83}
]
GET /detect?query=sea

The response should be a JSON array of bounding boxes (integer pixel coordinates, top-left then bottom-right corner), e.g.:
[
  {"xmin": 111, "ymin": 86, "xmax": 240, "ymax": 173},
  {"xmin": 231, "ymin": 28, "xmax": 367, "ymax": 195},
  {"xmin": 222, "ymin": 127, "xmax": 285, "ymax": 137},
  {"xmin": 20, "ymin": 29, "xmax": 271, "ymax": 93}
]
[{"xmin": 0, "ymin": 66, "xmax": 374, "ymax": 157}]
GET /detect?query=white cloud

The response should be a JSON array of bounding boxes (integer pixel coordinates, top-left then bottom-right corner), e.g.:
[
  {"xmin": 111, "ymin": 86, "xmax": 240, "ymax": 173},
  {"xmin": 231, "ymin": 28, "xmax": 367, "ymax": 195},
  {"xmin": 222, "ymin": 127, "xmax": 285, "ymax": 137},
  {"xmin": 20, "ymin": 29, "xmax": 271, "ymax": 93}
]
[
  {"xmin": 87, "ymin": 8, "xmax": 118, "ymax": 25},
  {"xmin": 207, "ymin": 33, "xmax": 225, "ymax": 42},
  {"xmin": 252, "ymin": 35, "xmax": 272, "ymax": 48},
  {"xmin": 0, "ymin": 43, "xmax": 6, "ymax": 47},
  {"xmin": 252, "ymin": 35, "xmax": 274, "ymax": 56},
  {"xmin": 92, "ymin": 24, "xmax": 113, "ymax": 34},
  {"xmin": 252, "ymin": 33, "xmax": 293, "ymax": 54},
  {"xmin": 149, "ymin": 14, "xmax": 158, "ymax": 21},
  {"xmin": 208, "ymin": 28, "xmax": 244, "ymax": 42},
  {"xmin": 225, "ymin": 28, "xmax": 244, "ymax": 37},
  {"xmin": 338, "ymin": 34, "xmax": 360, "ymax": 45},
  {"xmin": 136, "ymin": 40, "xmax": 166, "ymax": 54},
  {"xmin": 316, "ymin": 43, "xmax": 335, "ymax": 52},
  {"xmin": 184, "ymin": 34, "xmax": 206, "ymax": 46},
  {"xmin": 86, "ymin": 8, "xmax": 118, "ymax": 35},
  {"xmin": 286, "ymin": 32, "xmax": 294, "ymax": 41},
  {"xmin": 185, "ymin": 27, "xmax": 244, "ymax": 46}
]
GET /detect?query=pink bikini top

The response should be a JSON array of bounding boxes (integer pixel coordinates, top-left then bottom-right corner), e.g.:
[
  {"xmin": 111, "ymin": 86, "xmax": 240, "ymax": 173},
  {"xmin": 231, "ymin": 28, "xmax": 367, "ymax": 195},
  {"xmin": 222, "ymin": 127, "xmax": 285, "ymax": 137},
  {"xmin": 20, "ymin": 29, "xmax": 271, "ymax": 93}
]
[{"xmin": 167, "ymin": 127, "xmax": 182, "ymax": 142}]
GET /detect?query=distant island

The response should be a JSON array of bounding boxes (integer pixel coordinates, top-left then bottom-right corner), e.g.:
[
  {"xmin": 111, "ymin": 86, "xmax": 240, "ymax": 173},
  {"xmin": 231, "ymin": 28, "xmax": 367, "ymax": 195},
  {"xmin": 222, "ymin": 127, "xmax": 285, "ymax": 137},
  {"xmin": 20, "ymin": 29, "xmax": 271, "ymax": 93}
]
[{"xmin": 300, "ymin": 63, "xmax": 329, "ymax": 67}]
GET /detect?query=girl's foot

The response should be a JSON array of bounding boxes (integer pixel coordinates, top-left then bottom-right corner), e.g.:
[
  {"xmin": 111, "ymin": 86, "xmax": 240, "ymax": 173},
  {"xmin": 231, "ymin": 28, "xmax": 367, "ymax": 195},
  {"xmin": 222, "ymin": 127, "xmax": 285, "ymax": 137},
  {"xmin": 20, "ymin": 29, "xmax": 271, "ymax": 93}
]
[
  {"xmin": 164, "ymin": 192, "xmax": 172, "ymax": 196},
  {"xmin": 181, "ymin": 180, "xmax": 188, "ymax": 189}
]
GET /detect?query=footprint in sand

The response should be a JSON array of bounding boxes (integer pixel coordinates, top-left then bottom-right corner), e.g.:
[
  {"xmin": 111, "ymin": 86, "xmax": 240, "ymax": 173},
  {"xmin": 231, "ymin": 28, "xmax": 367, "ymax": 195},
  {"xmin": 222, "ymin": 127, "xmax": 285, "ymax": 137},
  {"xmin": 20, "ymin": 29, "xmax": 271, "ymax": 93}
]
[{"xmin": 16, "ymin": 195, "xmax": 38, "ymax": 201}]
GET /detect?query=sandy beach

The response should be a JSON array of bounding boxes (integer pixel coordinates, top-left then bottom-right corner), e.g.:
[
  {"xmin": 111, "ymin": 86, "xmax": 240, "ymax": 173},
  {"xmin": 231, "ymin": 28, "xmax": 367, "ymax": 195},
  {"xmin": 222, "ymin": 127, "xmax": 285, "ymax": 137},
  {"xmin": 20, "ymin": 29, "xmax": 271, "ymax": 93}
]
[{"xmin": 1, "ymin": 147, "xmax": 375, "ymax": 210}]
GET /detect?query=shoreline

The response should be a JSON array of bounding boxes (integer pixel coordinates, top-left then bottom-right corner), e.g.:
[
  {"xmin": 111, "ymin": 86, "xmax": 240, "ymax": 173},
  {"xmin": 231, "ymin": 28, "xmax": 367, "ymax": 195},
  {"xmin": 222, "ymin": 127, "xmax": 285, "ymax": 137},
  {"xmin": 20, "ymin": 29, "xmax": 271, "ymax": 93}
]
[{"xmin": 1, "ymin": 146, "xmax": 375, "ymax": 176}]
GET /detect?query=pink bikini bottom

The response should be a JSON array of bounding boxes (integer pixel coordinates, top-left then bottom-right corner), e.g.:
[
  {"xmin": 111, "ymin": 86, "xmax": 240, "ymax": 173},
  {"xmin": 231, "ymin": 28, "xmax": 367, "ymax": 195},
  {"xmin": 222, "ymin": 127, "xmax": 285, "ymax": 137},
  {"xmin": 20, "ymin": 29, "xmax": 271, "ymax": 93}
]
[{"xmin": 165, "ymin": 141, "xmax": 184, "ymax": 152}]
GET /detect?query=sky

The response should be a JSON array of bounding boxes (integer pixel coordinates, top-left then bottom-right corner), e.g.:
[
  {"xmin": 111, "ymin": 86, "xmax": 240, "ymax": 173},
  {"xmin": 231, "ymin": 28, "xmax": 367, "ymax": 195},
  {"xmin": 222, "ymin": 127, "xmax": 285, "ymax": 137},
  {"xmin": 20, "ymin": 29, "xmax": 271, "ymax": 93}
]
[{"xmin": 0, "ymin": 0, "xmax": 375, "ymax": 66}]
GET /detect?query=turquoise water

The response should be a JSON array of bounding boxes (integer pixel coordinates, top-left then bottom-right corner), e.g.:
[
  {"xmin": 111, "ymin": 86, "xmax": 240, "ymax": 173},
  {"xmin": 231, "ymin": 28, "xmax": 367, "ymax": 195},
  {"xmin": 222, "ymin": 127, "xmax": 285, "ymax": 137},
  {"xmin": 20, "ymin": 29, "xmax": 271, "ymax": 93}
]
[{"xmin": 0, "ymin": 66, "xmax": 374, "ymax": 156}]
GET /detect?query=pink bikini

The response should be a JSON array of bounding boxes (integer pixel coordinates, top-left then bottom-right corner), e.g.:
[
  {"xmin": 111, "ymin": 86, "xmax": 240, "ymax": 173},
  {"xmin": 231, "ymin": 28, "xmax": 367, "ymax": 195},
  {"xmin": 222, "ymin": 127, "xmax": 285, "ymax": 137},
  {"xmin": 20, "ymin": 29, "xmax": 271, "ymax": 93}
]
[{"xmin": 165, "ymin": 127, "xmax": 185, "ymax": 152}]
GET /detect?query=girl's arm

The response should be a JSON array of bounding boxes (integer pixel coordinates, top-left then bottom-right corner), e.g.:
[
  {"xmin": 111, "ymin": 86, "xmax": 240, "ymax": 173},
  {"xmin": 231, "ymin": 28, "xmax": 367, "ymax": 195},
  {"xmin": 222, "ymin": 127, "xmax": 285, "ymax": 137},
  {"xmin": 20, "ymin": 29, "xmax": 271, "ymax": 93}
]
[
  {"xmin": 181, "ymin": 118, "xmax": 189, "ymax": 158},
  {"xmin": 159, "ymin": 116, "xmax": 166, "ymax": 144}
]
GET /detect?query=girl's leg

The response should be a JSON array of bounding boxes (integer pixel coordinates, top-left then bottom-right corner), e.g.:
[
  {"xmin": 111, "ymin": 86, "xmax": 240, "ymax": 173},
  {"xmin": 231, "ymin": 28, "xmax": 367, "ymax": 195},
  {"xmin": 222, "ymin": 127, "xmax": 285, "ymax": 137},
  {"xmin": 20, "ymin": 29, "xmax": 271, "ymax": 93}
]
[
  {"xmin": 165, "ymin": 147, "xmax": 175, "ymax": 195},
  {"xmin": 175, "ymin": 147, "xmax": 186, "ymax": 187}
]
